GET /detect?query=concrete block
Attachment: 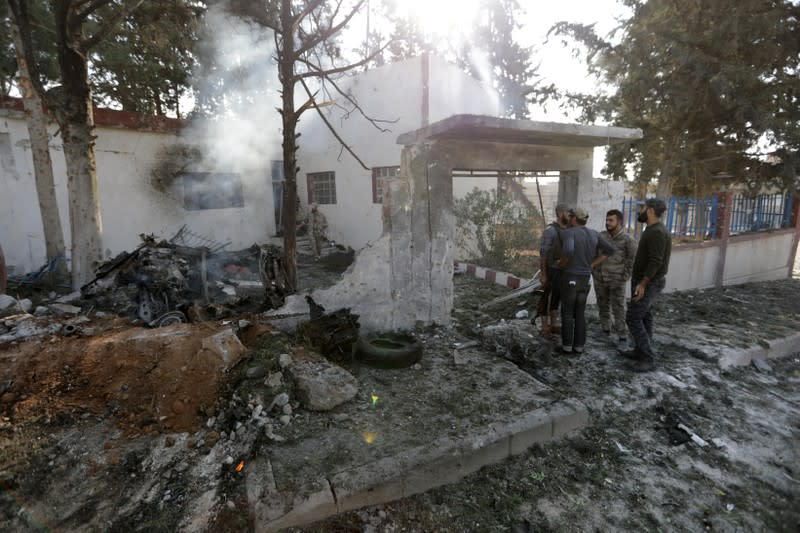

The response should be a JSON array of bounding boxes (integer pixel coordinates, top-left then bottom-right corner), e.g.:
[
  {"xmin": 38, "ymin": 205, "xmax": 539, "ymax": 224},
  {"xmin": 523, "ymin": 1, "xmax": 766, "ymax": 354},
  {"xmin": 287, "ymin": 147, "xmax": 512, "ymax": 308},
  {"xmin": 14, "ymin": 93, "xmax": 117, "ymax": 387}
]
[
  {"xmin": 402, "ymin": 433, "xmax": 508, "ymax": 498},
  {"xmin": 330, "ymin": 456, "xmax": 404, "ymax": 513},
  {"xmin": 504, "ymin": 410, "xmax": 554, "ymax": 456},
  {"xmin": 766, "ymin": 332, "xmax": 800, "ymax": 358},
  {"xmin": 259, "ymin": 481, "xmax": 337, "ymax": 533},
  {"xmin": 549, "ymin": 399, "xmax": 589, "ymax": 439}
]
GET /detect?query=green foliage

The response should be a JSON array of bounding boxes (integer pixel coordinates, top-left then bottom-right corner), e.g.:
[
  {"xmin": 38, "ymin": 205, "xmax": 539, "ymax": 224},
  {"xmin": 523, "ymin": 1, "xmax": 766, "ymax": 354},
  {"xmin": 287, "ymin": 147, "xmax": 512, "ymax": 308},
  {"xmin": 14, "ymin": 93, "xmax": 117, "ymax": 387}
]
[
  {"xmin": 454, "ymin": 187, "xmax": 540, "ymax": 272},
  {"xmin": 459, "ymin": 0, "xmax": 540, "ymax": 119},
  {"xmin": 550, "ymin": 0, "xmax": 800, "ymax": 195},
  {"xmin": 90, "ymin": 1, "xmax": 205, "ymax": 117}
]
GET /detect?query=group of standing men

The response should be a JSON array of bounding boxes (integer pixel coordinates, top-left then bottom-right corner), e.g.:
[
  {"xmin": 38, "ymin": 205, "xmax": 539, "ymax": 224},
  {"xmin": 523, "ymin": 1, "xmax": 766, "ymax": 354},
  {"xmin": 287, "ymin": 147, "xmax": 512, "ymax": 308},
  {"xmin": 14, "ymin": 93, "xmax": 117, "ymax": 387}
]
[{"xmin": 539, "ymin": 198, "xmax": 671, "ymax": 372}]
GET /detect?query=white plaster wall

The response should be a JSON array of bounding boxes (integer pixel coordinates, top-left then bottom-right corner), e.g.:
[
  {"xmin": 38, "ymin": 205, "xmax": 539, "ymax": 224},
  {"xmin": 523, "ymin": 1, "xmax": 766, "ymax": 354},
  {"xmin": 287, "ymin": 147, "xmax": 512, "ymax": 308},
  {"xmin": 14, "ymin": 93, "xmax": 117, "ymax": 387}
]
[
  {"xmin": 581, "ymin": 178, "xmax": 625, "ymax": 233},
  {"xmin": 664, "ymin": 245, "xmax": 721, "ymax": 292},
  {"xmin": 296, "ymin": 55, "xmax": 501, "ymax": 250},
  {"xmin": 1, "ymin": 112, "xmax": 277, "ymax": 274},
  {"xmin": 723, "ymin": 232, "xmax": 795, "ymax": 284}
]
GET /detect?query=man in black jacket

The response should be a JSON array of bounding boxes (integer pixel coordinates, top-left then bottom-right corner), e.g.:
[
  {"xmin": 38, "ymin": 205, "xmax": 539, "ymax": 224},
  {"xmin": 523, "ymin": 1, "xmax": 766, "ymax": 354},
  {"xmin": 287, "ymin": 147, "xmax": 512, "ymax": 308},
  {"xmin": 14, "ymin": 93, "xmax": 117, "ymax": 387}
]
[{"xmin": 621, "ymin": 198, "xmax": 672, "ymax": 372}]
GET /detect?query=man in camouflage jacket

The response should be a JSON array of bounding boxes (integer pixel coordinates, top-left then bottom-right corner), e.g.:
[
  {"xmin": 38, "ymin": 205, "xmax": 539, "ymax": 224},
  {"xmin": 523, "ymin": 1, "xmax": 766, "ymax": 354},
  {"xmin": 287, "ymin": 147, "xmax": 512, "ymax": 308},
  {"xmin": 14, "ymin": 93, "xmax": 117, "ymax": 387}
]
[{"xmin": 592, "ymin": 209, "xmax": 637, "ymax": 345}]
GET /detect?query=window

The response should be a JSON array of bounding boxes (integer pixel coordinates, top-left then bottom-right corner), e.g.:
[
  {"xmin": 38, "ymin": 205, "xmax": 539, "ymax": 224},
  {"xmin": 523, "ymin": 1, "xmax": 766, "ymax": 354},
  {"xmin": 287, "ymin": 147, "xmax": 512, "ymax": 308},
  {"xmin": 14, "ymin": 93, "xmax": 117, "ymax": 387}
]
[
  {"xmin": 307, "ymin": 171, "xmax": 337, "ymax": 204},
  {"xmin": 372, "ymin": 166, "xmax": 400, "ymax": 204},
  {"xmin": 181, "ymin": 172, "xmax": 244, "ymax": 211}
]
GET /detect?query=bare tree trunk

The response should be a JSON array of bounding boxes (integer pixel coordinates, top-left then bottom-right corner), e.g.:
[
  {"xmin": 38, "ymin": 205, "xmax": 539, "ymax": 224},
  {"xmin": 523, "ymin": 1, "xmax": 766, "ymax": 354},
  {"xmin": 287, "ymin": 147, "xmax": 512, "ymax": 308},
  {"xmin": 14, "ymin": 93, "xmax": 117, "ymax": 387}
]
[
  {"xmin": 11, "ymin": 21, "xmax": 68, "ymax": 278},
  {"xmin": 280, "ymin": 0, "xmax": 298, "ymax": 291},
  {"xmin": 54, "ymin": 12, "xmax": 104, "ymax": 289}
]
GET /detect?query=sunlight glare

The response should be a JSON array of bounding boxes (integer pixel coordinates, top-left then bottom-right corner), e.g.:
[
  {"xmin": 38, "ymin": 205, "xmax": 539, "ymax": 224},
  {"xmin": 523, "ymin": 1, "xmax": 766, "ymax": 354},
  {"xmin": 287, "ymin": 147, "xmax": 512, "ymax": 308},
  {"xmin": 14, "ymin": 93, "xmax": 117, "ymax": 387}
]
[{"xmin": 399, "ymin": 0, "xmax": 482, "ymax": 38}]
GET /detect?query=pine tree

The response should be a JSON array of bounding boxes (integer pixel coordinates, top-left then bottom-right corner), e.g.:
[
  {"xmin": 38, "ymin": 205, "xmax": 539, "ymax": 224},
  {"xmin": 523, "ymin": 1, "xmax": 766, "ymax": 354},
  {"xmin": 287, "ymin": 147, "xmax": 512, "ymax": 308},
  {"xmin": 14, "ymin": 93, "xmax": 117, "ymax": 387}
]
[{"xmin": 550, "ymin": 0, "xmax": 800, "ymax": 195}]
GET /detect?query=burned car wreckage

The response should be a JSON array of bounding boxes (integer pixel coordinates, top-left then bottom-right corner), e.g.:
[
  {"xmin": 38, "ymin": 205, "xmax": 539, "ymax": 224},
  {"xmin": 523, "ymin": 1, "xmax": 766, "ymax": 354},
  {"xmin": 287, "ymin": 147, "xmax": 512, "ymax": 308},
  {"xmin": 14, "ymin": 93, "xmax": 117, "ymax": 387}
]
[{"xmin": 80, "ymin": 227, "xmax": 292, "ymax": 326}]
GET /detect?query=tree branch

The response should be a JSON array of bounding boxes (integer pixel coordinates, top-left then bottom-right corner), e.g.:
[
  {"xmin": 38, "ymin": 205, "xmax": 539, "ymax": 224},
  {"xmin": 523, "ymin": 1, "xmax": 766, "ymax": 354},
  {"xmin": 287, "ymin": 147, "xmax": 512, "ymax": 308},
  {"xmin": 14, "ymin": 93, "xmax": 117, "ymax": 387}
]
[
  {"xmin": 296, "ymin": 0, "xmax": 366, "ymax": 56},
  {"xmin": 77, "ymin": 0, "xmax": 112, "ymax": 20},
  {"xmin": 299, "ymin": 77, "xmax": 369, "ymax": 171},
  {"xmin": 296, "ymin": 56, "xmax": 398, "ymax": 132},
  {"xmin": 294, "ymin": 39, "xmax": 391, "ymax": 82},
  {"xmin": 290, "ymin": 0, "xmax": 326, "ymax": 36},
  {"xmin": 81, "ymin": 0, "xmax": 145, "ymax": 51}
]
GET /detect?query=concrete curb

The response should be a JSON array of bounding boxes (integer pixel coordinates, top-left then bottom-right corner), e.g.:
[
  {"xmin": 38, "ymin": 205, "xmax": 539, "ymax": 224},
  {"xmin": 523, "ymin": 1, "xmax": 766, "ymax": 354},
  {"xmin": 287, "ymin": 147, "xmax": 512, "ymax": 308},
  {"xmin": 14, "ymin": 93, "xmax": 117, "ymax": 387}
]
[
  {"xmin": 718, "ymin": 331, "xmax": 800, "ymax": 368},
  {"xmin": 454, "ymin": 261, "xmax": 531, "ymax": 290},
  {"xmin": 254, "ymin": 399, "xmax": 588, "ymax": 532}
]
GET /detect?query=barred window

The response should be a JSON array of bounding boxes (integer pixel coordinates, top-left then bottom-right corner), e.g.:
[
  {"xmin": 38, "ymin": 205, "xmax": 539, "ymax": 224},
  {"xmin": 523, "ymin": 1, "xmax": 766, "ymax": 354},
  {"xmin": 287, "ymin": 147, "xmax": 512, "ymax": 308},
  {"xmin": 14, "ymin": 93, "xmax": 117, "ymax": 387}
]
[
  {"xmin": 307, "ymin": 171, "xmax": 337, "ymax": 205},
  {"xmin": 372, "ymin": 166, "xmax": 400, "ymax": 204}
]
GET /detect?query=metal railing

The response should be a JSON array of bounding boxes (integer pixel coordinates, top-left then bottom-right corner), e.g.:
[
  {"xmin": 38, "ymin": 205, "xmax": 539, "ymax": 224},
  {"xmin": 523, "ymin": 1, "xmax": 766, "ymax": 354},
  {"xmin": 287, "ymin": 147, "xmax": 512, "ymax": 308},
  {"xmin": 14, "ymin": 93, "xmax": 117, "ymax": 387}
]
[
  {"xmin": 622, "ymin": 195, "xmax": 719, "ymax": 241},
  {"xmin": 623, "ymin": 192, "xmax": 796, "ymax": 241},
  {"xmin": 729, "ymin": 193, "xmax": 795, "ymax": 235}
]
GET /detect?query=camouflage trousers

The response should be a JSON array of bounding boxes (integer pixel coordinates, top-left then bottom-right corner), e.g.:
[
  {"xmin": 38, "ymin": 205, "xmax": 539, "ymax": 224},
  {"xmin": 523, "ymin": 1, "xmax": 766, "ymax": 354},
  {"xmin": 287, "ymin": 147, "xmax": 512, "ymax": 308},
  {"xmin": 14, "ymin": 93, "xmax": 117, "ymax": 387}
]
[{"xmin": 594, "ymin": 281, "xmax": 628, "ymax": 338}]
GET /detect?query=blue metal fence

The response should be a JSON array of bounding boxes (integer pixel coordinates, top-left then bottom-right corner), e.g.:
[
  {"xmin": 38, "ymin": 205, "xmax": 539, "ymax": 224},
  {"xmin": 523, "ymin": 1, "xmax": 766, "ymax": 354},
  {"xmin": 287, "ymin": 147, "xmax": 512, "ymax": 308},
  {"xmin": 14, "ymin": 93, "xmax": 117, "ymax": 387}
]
[
  {"xmin": 622, "ymin": 195, "xmax": 719, "ymax": 241},
  {"xmin": 729, "ymin": 193, "xmax": 795, "ymax": 235},
  {"xmin": 623, "ymin": 193, "xmax": 796, "ymax": 241}
]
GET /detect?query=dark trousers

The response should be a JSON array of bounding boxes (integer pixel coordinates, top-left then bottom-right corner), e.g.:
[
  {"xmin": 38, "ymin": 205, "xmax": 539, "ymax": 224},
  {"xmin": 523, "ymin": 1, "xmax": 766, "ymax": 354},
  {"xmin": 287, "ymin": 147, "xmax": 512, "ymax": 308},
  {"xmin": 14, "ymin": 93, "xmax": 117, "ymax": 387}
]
[
  {"xmin": 544, "ymin": 267, "xmax": 563, "ymax": 312},
  {"xmin": 560, "ymin": 273, "xmax": 591, "ymax": 349},
  {"xmin": 625, "ymin": 276, "xmax": 666, "ymax": 357}
]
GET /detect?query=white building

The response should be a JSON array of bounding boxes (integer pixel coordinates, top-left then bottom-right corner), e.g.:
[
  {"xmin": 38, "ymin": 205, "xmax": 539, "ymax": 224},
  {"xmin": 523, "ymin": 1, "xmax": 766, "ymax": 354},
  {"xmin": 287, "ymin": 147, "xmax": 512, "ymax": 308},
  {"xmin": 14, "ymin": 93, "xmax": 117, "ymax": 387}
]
[
  {"xmin": 0, "ymin": 98, "xmax": 282, "ymax": 275},
  {"xmin": 1, "ymin": 55, "xmax": 624, "ymax": 276},
  {"xmin": 296, "ymin": 55, "xmax": 501, "ymax": 249}
]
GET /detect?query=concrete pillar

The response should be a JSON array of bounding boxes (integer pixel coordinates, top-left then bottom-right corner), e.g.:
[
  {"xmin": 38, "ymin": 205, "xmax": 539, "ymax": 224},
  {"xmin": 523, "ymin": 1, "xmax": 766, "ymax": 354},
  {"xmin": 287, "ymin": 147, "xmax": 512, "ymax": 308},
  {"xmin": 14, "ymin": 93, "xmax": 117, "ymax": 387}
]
[{"xmin": 715, "ymin": 191, "xmax": 734, "ymax": 288}]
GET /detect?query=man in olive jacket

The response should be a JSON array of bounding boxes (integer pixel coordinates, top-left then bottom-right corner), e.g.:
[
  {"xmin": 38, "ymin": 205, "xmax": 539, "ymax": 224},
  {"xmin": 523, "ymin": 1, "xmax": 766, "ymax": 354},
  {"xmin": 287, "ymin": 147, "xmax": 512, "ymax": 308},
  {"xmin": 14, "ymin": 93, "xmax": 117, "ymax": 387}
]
[
  {"xmin": 621, "ymin": 198, "xmax": 672, "ymax": 372},
  {"xmin": 592, "ymin": 209, "xmax": 637, "ymax": 346}
]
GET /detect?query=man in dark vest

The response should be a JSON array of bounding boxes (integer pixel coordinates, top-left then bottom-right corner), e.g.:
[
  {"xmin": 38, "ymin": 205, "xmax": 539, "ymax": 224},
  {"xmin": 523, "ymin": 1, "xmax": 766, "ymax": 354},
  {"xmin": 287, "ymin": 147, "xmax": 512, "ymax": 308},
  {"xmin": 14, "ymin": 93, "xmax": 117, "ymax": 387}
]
[
  {"xmin": 620, "ymin": 198, "xmax": 672, "ymax": 372},
  {"xmin": 538, "ymin": 203, "xmax": 570, "ymax": 338}
]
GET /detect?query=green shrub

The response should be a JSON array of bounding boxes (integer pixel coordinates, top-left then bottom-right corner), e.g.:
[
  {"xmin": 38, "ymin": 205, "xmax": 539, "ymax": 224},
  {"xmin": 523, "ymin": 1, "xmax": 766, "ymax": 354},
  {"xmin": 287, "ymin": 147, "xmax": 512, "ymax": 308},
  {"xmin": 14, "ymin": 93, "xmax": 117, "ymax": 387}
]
[{"xmin": 454, "ymin": 187, "xmax": 541, "ymax": 273}]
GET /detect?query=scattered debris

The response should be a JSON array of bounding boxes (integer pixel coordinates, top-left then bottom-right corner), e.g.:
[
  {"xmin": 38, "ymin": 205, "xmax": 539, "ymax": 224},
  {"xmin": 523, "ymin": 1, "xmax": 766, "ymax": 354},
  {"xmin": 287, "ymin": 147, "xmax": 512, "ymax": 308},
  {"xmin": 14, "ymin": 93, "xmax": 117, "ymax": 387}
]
[
  {"xmin": 297, "ymin": 298, "xmax": 360, "ymax": 361},
  {"xmin": 79, "ymin": 232, "xmax": 281, "ymax": 325},
  {"xmin": 677, "ymin": 423, "xmax": 709, "ymax": 448},
  {"xmin": 751, "ymin": 357, "xmax": 773, "ymax": 373}
]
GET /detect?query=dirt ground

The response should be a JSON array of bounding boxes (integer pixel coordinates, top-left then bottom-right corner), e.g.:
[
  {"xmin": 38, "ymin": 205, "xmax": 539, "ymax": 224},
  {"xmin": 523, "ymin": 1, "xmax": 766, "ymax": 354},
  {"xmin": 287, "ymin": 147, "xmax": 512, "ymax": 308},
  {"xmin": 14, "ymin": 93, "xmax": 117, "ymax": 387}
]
[{"xmin": 1, "ymin": 267, "xmax": 799, "ymax": 532}]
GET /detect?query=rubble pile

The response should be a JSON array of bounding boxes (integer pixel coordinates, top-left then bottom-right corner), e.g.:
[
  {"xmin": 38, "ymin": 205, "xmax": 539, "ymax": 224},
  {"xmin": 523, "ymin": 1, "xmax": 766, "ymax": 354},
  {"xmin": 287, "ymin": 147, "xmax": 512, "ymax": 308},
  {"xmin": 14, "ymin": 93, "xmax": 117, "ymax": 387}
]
[{"xmin": 79, "ymin": 234, "xmax": 291, "ymax": 325}]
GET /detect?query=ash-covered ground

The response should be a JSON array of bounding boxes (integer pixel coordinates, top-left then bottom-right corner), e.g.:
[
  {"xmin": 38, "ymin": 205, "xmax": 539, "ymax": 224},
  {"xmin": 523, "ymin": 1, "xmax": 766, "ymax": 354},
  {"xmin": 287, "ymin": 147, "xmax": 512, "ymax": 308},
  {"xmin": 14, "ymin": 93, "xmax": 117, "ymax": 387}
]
[
  {"xmin": 1, "ymin": 268, "xmax": 798, "ymax": 532},
  {"xmin": 290, "ymin": 274, "xmax": 800, "ymax": 533}
]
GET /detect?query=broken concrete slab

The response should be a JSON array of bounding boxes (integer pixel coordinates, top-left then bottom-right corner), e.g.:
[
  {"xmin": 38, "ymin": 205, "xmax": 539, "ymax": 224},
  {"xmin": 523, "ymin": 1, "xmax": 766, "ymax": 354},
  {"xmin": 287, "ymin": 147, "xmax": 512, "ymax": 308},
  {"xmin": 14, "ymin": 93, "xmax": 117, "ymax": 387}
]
[{"xmin": 289, "ymin": 360, "xmax": 358, "ymax": 411}]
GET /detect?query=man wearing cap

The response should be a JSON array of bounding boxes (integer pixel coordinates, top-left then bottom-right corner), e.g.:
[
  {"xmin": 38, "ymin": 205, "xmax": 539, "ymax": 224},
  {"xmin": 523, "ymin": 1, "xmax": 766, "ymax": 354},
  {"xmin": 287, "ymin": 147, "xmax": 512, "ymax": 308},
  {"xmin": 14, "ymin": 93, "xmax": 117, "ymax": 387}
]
[
  {"xmin": 592, "ymin": 209, "xmax": 637, "ymax": 347},
  {"xmin": 557, "ymin": 207, "xmax": 615, "ymax": 354},
  {"xmin": 538, "ymin": 203, "xmax": 570, "ymax": 338},
  {"xmin": 621, "ymin": 198, "xmax": 672, "ymax": 371}
]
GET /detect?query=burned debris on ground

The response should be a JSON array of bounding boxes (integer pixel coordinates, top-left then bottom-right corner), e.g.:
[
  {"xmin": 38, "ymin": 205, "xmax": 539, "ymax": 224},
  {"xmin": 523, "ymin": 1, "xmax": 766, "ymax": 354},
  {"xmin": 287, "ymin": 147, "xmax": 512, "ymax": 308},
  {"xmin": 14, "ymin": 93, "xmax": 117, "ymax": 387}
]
[{"xmin": 1, "ymin": 256, "xmax": 798, "ymax": 531}]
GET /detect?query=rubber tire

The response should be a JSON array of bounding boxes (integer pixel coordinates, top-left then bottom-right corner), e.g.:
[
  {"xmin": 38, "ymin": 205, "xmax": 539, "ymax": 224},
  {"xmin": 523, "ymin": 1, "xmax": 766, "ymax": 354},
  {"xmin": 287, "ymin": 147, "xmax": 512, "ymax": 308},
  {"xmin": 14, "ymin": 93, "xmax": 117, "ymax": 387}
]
[{"xmin": 354, "ymin": 333, "xmax": 423, "ymax": 369}]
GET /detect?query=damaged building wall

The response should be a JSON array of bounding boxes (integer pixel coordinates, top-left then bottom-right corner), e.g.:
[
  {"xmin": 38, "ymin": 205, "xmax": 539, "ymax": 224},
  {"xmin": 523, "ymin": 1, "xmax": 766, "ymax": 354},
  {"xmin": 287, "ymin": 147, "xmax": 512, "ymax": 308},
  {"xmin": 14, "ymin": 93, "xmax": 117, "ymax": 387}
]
[
  {"xmin": 0, "ymin": 107, "xmax": 279, "ymax": 275},
  {"xmin": 296, "ymin": 56, "xmax": 501, "ymax": 251},
  {"xmin": 277, "ymin": 138, "xmax": 613, "ymax": 332}
]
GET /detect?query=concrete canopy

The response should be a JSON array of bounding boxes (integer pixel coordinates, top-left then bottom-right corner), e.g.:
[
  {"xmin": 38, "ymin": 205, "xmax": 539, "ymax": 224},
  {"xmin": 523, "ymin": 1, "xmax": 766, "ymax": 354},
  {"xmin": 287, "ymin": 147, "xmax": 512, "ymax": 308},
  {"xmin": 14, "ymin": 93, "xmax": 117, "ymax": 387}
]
[
  {"xmin": 397, "ymin": 114, "xmax": 642, "ymax": 148},
  {"xmin": 275, "ymin": 114, "xmax": 642, "ymax": 332}
]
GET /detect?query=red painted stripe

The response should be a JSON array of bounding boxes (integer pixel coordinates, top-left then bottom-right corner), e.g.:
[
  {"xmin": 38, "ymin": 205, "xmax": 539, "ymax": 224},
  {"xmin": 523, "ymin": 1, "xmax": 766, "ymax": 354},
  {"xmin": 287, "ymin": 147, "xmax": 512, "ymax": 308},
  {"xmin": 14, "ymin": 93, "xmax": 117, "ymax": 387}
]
[
  {"xmin": 466, "ymin": 265, "xmax": 476, "ymax": 275},
  {"xmin": 485, "ymin": 270, "xmax": 496, "ymax": 282},
  {"xmin": 507, "ymin": 277, "xmax": 520, "ymax": 289}
]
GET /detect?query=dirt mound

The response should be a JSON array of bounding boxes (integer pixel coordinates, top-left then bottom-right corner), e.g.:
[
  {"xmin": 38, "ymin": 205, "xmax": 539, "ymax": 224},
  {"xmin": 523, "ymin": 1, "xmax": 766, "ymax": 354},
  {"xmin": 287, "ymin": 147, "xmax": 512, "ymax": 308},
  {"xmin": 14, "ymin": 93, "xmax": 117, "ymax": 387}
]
[{"xmin": 0, "ymin": 321, "xmax": 248, "ymax": 434}]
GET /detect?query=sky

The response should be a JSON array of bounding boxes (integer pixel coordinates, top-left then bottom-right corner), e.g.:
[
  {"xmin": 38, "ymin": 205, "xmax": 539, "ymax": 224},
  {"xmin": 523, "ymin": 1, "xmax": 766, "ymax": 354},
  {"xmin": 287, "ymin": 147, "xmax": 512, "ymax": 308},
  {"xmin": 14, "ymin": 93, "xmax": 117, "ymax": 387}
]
[{"xmin": 517, "ymin": 0, "xmax": 631, "ymax": 121}]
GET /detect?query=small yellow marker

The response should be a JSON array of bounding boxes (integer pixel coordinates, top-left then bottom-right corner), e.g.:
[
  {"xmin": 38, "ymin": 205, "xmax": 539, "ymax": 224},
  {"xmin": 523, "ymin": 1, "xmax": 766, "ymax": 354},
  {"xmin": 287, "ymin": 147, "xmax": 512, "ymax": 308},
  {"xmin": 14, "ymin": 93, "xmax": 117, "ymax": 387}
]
[
  {"xmin": 363, "ymin": 432, "xmax": 378, "ymax": 444},
  {"xmin": 371, "ymin": 393, "xmax": 379, "ymax": 406}
]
